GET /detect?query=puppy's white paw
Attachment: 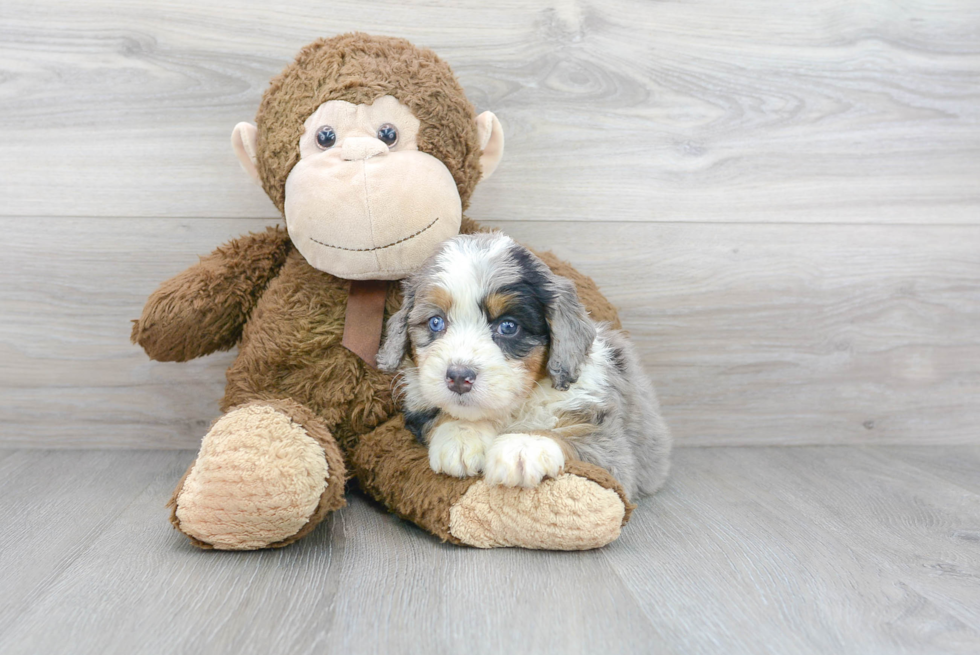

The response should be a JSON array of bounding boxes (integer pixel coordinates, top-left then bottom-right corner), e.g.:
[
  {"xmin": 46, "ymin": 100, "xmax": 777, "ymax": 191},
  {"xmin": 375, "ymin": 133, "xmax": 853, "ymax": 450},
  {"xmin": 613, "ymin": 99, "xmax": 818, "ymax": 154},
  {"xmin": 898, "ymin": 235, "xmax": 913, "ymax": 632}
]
[
  {"xmin": 428, "ymin": 421, "xmax": 496, "ymax": 478},
  {"xmin": 484, "ymin": 433, "xmax": 566, "ymax": 488}
]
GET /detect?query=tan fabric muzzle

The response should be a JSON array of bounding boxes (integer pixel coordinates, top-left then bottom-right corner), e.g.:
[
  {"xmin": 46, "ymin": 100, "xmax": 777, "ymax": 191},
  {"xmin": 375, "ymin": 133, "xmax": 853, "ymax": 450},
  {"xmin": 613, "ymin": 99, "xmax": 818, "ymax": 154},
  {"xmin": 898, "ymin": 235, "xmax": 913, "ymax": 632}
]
[{"xmin": 283, "ymin": 144, "xmax": 462, "ymax": 280}]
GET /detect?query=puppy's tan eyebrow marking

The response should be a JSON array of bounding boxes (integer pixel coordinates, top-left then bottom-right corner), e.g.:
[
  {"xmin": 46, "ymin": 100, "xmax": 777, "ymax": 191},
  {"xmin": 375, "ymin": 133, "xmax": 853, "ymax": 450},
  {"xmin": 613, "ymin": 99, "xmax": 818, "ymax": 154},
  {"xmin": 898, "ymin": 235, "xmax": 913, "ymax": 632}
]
[
  {"xmin": 422, "ymin": 286, "xmax": 453, "ymax": 313},
  {"xmin": 483, "ymin": 292, "xmax": 515, "ymax": 320}
]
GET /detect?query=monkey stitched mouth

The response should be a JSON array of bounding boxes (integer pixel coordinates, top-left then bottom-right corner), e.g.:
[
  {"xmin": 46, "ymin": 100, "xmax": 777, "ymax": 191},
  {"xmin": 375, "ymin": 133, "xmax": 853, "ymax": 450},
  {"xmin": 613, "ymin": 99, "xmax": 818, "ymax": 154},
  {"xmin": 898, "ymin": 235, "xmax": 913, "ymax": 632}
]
[{"xmin": 309, "ymin": 217, "xmax": 439, "ymax": 252}]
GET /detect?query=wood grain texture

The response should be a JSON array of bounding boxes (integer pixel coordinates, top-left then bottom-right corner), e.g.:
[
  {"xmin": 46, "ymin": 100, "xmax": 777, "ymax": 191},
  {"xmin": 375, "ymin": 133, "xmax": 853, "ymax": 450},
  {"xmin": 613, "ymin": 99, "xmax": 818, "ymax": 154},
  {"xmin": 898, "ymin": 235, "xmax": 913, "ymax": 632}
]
[
  {"xmin": 601, "ymin": 446, "xmax": 980, "ymax": 654},
  {"xmin": 0, "ymin": 0, "xmax": 977, "ymax": 223},
  {"xmin": 0, "ymin": 446, "xmax": 978, "ymax": 654},
  {"xmin": 1, "ymin": 217, "xmax": 977, "ymax": 448},
  {"xmin": 0, "ymin": 450, "xmax": 191, "ymax": 635}
]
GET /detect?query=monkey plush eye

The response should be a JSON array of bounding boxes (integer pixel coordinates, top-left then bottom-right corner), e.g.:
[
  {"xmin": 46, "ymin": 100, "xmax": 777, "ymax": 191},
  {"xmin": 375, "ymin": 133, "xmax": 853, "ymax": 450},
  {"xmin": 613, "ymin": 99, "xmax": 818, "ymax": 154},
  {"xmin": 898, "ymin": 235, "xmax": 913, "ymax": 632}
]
[
  {"xmin": 428, "ymin": 316, "xmax": 445, "ymax": 332},
  {"xmin": 496, "ymin": 320, "xmax": 519, "ymax": 336},
  {"xmin": 377, "ymin": 123, "xmax": 398, "ymax": 147},
  {"xmin": 315, "ymin": 126, "xmax": 337, "ymax": 149}
]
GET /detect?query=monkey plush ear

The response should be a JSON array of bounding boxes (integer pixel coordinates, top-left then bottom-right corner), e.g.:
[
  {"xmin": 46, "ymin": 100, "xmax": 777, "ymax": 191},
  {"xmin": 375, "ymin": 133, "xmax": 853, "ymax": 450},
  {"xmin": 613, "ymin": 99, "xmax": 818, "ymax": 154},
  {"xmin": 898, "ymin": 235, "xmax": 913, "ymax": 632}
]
[
  {"xmin": 231, "ymin": 122, "xmax": 261, "ymax": 185},
  {"xmin": 475, "ymin": 111, "xmax": 504, "ymax": 181}
]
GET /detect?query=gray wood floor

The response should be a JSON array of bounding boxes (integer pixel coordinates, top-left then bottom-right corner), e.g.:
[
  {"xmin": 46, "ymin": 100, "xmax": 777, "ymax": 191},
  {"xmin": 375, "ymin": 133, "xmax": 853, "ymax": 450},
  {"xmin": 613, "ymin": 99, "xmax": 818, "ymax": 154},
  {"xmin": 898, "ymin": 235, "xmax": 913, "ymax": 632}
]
[{"xmin": 1, "ymin": 446, "xmax": 978, "ymax": 655}]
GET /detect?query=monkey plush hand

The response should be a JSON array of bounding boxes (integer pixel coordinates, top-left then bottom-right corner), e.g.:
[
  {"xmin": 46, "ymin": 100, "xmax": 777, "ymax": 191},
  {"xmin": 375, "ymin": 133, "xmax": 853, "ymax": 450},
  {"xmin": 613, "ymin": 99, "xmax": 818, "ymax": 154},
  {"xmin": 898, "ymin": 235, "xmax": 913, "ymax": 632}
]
[{"xmin": 132, "ymin": 33, "xmax": 634, "ymax": 550}]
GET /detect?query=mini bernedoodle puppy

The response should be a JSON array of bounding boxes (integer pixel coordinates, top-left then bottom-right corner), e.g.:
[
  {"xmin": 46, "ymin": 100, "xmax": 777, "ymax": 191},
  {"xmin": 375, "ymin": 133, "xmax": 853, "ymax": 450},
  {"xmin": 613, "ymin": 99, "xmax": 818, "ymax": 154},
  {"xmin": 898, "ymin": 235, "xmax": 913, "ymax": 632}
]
[{"xmin": 378, "ymin": 233, "xmax": 671, "ymax": 500}]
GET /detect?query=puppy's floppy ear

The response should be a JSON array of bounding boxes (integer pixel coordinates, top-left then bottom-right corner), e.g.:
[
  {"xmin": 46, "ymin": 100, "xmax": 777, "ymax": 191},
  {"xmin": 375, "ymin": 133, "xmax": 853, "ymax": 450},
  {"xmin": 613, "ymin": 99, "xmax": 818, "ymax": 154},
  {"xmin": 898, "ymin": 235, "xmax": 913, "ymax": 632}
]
[
  {"xmin": 545, "ymin": 273, "xmax": 597, "ymax": 390},
  {"xmin": 377, "ymin": 284, "xmax": 416, "ymax": 374}
]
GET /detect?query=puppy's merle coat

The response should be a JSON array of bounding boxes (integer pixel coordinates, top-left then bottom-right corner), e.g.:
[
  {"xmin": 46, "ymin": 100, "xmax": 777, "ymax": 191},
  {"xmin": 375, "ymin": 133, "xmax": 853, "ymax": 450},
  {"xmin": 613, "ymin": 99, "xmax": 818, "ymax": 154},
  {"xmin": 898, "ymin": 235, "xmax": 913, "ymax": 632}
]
[{"xmin": 378, "ymin": 233, "xmax": 671, "ymax": 499}]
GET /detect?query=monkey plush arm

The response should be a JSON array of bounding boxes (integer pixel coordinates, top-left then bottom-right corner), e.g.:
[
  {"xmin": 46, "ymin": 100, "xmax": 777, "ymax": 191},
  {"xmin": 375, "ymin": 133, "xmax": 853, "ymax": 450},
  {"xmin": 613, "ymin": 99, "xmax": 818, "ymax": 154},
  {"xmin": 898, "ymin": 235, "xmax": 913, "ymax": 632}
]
[
  {"xmin": 132, "ymin": 226, "xmax": 292, "ymax": 362},
  {"xmin": 350, "ymin": 416, "xmax": 633, "ymax": 549}
]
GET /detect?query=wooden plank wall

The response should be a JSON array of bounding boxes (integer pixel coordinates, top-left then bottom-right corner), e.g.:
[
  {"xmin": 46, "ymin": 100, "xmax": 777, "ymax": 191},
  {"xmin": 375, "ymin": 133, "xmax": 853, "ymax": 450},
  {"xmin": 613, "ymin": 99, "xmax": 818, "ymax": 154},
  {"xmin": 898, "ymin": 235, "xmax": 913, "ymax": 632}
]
[{"xmin": 1, "ymin": 0, "xmax": 977, "ymax": 448}]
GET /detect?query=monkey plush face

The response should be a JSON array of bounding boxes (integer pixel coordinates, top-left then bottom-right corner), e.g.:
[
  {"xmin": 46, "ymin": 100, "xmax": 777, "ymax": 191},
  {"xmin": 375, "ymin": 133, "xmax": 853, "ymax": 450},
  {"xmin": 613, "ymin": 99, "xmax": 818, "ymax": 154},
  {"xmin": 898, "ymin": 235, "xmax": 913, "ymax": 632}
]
[
  {"xmin": 281, "ymin": 95, "xmax": 463, "ymax": 279},
  {"xmin": 231, "ymin": 33, "xmax": 504, "ymax": 280}
]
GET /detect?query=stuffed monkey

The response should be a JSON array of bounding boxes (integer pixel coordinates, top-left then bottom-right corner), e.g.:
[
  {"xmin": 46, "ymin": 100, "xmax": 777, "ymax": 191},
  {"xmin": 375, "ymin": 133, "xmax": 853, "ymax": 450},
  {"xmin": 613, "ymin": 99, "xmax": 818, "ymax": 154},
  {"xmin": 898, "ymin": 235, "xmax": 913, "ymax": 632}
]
[{"xmin": 133, "ymin": 33, "xmax": 635, "ymax": 550}]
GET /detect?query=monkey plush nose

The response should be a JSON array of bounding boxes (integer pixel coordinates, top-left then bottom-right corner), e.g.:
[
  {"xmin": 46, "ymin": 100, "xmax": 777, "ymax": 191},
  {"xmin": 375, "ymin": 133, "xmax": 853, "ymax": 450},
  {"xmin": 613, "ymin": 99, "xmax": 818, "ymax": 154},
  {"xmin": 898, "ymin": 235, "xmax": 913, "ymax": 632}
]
[
  {"xmin": 341, "ymin": 137, "xmax": 389, "ymax": 161},
  {"xmin": 446, "ymin": 366, "xmax": 477, "ymax": 394}
]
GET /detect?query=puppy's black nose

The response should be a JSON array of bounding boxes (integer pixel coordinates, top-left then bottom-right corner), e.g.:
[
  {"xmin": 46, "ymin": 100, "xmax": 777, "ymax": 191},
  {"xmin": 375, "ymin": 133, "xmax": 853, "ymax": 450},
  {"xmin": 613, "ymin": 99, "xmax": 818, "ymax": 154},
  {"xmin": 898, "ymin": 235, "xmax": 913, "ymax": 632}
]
[{"xmin": 446, "ymin": 366, "xmax": 477, "ymax": 394}]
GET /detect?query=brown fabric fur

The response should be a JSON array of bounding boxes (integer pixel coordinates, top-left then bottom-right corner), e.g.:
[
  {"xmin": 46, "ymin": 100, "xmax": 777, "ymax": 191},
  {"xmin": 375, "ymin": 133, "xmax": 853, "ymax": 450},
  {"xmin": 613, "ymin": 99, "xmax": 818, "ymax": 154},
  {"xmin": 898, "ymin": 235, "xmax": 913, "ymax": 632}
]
[
  {"xmin": 255, "ymin": 33, "xmax": 483, "ymax": 214},
  {"xmin": 220, "ymin": 248, "xmax": 401, "ymax": 456},
  {"xmin": 131, "ymin": 226, "xmax": 292, "ymax": 362},
  {"xmin": 350, "ymin": 415, "xmax": 473, "ymax": 543}
]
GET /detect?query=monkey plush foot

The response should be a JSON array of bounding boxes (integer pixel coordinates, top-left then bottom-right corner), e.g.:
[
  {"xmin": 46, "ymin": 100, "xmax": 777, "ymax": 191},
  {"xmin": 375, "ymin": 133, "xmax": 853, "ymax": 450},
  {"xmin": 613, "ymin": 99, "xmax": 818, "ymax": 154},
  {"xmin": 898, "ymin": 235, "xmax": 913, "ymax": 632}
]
[
  {"xmin": 352, "ymin": 417, "xmax": 634, "ymax": 550},
  {"xmin": 169, "ymin": 399, "xmax": 346, "ymax": 550},
  {"xmin": 448, "ymin": 460, "xmax": 633, "ymax": 550}
]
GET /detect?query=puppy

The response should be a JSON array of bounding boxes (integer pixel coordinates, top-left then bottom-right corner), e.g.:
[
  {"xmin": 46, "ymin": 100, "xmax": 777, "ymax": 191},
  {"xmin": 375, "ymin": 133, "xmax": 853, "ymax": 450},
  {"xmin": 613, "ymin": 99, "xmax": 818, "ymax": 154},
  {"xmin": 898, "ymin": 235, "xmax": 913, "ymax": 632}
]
[{"xmin": 377, "ymin": 233, "xmax": 671, "ymax": 500}]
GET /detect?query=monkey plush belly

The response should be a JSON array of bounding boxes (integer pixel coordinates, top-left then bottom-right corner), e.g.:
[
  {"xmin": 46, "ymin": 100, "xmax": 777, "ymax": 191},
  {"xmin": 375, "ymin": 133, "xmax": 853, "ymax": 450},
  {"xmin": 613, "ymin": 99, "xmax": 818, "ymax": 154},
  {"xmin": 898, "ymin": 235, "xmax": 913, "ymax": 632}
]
[{"xmin": 222, "ymin": 249, "xmax": 399, "ymax": 449}]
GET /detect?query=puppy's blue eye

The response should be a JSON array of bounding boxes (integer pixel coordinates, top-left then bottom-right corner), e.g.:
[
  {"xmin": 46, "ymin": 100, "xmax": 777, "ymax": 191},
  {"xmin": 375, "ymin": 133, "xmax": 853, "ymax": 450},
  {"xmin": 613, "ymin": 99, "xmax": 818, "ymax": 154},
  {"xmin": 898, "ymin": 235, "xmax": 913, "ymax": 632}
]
[
  {"xmin": 428, "ymin": 316, "xmax": 445, "ymax": 332},
  {"xmin": 496, "ymin": 320, "xmax": 519, "ymax": 336}
]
